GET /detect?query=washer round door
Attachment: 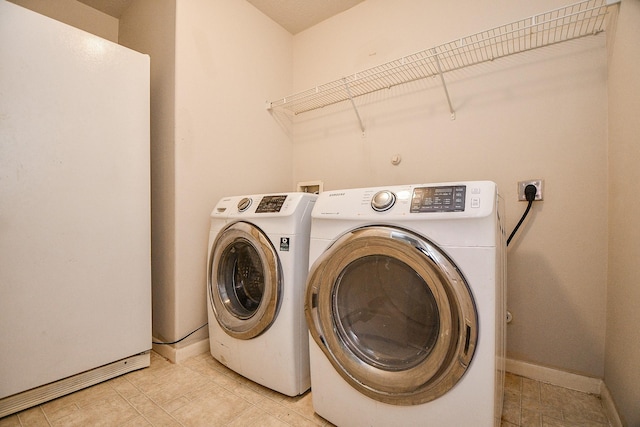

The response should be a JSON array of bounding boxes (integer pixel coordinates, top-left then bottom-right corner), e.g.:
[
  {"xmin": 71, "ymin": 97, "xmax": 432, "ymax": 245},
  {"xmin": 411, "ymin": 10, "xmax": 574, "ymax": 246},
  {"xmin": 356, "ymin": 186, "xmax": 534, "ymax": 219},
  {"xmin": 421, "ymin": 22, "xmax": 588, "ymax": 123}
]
[
  {"xmin": 305, "ymin": 226, "xmax": 477, "ymax": 405},
  {"xmin": 209, "ymin": 221, "xmax": 282, "ymax": 340}
]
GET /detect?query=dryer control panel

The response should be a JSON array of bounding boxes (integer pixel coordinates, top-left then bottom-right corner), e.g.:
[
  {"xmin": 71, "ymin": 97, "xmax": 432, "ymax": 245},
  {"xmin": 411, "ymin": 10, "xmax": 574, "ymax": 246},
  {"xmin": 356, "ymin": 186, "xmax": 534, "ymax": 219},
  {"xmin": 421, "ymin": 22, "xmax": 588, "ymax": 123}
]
[
  {"xmin": 255, "ymin": 195, "xmax": 287, "ymax": 213},
  {"xmin": 410, "ymin": 185, "xmax": 466, "ymax": 213}
]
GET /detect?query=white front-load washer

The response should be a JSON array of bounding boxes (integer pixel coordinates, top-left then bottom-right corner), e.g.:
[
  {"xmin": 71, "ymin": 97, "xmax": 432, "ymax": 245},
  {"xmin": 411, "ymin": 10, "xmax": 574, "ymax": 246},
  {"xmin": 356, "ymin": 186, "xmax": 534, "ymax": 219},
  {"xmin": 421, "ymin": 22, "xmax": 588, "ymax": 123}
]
[
  {"xmin": 305, "ymin": 181, "xmax": 505, "ymax": 426},
  {"xmin": 207, "ymin": 192, "xmax": 317, "ymax": 396}
]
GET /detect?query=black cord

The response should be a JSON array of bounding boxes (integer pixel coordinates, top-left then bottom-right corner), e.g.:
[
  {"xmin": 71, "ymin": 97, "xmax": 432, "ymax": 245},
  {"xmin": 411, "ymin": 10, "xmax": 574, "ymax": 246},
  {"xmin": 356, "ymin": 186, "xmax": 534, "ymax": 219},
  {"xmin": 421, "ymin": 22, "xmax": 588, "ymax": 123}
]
[
  {"xmin": 507, "ymin": 184, "xmax": 538, "ymax": 246},
  {"xmin": 152, "ymin": 323, "xmax": 208, "ymax": 345}
]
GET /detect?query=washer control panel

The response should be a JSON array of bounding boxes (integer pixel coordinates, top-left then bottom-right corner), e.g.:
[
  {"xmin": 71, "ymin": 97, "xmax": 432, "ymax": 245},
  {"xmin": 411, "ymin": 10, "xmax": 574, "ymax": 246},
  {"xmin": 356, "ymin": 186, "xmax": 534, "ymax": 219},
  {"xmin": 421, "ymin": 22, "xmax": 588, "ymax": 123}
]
[
  {"xmin": 410, "ymin": 185, "xmax": 466, "ymax": 213},
  {"xmin": 304, "ymin": 181, "xmax": 495, "ymax": 219},
  {"xmin": 255, "ymin": 195, "xmax": 287, "ymax": 213}
]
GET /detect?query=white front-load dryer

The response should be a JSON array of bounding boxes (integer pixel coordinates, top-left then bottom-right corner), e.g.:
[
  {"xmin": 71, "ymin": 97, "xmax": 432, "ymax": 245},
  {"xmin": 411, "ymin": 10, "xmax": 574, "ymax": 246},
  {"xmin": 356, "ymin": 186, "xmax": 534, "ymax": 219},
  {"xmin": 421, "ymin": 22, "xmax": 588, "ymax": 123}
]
[
  {"xmin": 305, "ymin": 181, "xmax": 505, "ymax": 426},
  {"xmin": 207, "ymin": 192, "xmax": 317, "ymax": 396}
]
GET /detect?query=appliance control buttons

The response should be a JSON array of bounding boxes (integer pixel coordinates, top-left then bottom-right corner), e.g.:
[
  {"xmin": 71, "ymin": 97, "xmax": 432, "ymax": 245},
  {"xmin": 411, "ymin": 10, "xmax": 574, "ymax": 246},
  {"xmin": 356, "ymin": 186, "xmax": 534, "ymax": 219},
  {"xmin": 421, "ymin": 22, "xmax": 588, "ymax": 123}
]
[
  {"xmin": 371, "ymin": 190, "xmax": 396, "ymax": 212},
  {"xmin": 255, "ymin": 195, "xmax": 287, "ymax": 213},
  {"xmin": 237, "ymin": 197, "xmax": 252, "ymax": 212}
]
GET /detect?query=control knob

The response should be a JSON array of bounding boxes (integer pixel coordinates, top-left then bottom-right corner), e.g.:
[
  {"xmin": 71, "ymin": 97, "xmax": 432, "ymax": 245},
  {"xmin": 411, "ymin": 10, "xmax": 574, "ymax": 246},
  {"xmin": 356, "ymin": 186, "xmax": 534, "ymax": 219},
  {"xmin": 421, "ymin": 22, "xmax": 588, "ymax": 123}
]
[
  {"xmin": 237, "ymin": 197, "xmax": 252, "ymax": 212},
  {"xmin": 371, "ymin": 190, "xmax": 396, "ymax": 212}
]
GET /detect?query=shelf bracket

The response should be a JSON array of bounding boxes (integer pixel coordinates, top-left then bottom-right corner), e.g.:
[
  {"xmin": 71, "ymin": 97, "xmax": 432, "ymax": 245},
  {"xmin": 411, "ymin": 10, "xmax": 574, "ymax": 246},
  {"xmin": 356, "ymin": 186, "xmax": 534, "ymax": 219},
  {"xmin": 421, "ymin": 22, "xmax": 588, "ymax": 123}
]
[
  {"xmin": 343, "ymin": 78, "xmax": 366, "ymax": 135},
  {"xmin": 432, "ymin": 51, "xmax": 456, "ymax": 120}
]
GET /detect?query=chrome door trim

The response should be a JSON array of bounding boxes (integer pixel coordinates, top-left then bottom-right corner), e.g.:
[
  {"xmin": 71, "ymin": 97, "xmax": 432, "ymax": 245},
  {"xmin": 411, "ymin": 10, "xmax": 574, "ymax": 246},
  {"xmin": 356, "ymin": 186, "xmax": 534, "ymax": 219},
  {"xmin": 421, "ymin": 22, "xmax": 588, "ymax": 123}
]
[
  {"xmin": 305, "ymin": 226, "xmax": 477, "ymax": 405},
  {"xmin": 209, "ymin": 221, "xmax": 281, "ymax": 340}
]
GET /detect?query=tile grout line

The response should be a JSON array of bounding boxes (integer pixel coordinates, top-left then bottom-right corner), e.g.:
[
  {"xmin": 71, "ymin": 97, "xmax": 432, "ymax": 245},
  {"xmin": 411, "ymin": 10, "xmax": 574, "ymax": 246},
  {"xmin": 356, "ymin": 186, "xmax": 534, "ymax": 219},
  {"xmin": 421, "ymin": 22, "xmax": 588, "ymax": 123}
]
[
  {"xmin": 123, "ymin": 364, "xmax": 188, "ymax": 427},
  {"xmin": 181, "ymin": 357, "xmax": 323, "ymax": 427},
  {"xmin": 112, "ymin": 375, "xmax": 159, "ymax": 427},
  {"xmin": 39, "ymin": 406, "xmax": 53, "ymax": 427}
]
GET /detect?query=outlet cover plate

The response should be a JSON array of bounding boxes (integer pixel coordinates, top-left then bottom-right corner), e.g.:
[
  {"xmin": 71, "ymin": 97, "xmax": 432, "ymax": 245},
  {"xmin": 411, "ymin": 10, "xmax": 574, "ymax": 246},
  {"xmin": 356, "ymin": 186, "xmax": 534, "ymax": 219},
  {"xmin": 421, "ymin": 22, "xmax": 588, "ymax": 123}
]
[{"xmin": 518, "ymin": 179, "xmax": 544, "ymax": 201}]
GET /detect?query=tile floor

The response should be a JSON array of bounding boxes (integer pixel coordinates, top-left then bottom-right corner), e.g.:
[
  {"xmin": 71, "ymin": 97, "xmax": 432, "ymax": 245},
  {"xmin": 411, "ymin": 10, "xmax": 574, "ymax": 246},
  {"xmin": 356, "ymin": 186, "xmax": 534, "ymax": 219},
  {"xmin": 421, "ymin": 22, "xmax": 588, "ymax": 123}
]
[
  {"xmin": 501, "ymin": 372, "xmax": 611, "ymax": 427},
  {"xmin": 0, "ymin": 352, "xmax": 611, "ymax": 427}
]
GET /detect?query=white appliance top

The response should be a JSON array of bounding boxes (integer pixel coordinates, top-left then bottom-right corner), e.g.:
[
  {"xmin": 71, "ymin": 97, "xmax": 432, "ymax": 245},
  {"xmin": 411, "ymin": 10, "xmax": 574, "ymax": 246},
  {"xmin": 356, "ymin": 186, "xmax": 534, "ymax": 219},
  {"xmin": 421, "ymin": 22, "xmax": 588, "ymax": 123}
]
[
  {"xmin": 309, "ymin": 182, "xmax": 500, "ymax": 248},
  {"xmin": 313, "ymin": 181, "xmax": 497, "ymax": 220},
  {"xmin": 211, "ymin": 192, "xmax": 317, "ymax": 220}
]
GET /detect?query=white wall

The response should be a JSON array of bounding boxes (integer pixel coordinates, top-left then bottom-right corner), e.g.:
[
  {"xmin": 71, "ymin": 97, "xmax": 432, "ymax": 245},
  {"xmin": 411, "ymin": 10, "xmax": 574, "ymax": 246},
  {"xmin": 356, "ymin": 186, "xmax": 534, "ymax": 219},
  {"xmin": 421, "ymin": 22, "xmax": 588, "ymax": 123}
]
[
  {"xmin": 290, "ymin": 0, "xmax": 610, "ymax": 378},
  {"xmin": 606, "ymin": 0, "xmax": 640, "ymax": 425},
  {"xmin": 171, "ymin": 0, "xmax": 293, "ymax": 343}
]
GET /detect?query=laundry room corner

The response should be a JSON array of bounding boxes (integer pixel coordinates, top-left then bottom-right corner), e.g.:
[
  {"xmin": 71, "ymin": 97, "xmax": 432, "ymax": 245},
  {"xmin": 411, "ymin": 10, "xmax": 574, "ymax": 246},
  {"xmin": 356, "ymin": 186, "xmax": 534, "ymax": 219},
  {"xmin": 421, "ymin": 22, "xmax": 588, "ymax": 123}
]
[
  {"xmin": 119, "ymin": 0, "xmax": 296, "ymax": 363},
  {"xmin": 3, "ymin": 0, "xmax": 639, "ymax": 424}
]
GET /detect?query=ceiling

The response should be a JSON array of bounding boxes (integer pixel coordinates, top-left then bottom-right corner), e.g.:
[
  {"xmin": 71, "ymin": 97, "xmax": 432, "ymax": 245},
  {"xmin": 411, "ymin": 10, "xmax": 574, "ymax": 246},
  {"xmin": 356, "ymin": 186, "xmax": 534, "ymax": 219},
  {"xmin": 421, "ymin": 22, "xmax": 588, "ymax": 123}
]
[
  {"xmin": 77, "ymin": 0, "xmax": 133, "ymax": 18},
  {"xmin": 245, "ymin": 0, "xmax": 365, "ymax": 34},
  {"xmin": 77, "ymin": 0, "xmax": 366, "ymax": 34}
]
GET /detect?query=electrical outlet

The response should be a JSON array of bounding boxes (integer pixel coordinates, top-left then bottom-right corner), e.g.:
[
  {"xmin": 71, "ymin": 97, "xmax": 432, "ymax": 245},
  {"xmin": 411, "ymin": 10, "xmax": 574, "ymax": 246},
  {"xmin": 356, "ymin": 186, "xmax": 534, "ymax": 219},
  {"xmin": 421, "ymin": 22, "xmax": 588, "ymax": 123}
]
[{"xmin": 518, "ymin": 179, "xmax": 544, "ymax": 201}]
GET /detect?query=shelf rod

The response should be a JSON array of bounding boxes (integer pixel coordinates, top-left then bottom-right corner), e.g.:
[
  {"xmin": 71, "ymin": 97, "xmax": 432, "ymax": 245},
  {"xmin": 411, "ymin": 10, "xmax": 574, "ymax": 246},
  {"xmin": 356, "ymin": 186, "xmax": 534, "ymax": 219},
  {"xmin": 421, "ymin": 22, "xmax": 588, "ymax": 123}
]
[
  {"xmin": 433, "ymin": 51, "xmax": 455, "ymax": 120},
  {"xmin": 343, "ymin": 78, "xmax": 366, "ymax": 133}
]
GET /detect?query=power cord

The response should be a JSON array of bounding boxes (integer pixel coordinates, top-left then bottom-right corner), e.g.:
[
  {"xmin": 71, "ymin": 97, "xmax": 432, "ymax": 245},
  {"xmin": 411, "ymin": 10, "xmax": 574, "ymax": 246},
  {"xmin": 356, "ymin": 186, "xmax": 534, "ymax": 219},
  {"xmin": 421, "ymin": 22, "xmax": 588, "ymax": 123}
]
[
  {"xmin": 507, "ymin": 184, "xmax": 538, "ymax": 246},
  {"xmin": 152, "ymin": 323, "xmax": 208, "ymax": 346}
]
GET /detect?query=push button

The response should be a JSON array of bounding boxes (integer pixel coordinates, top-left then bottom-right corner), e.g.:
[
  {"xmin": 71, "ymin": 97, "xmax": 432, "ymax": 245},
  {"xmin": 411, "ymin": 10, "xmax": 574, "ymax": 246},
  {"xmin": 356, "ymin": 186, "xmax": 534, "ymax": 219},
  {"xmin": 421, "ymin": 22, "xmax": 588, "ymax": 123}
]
[{"xmin": 471, "ymin": 197, "xmax": 480, "ymax": 208}]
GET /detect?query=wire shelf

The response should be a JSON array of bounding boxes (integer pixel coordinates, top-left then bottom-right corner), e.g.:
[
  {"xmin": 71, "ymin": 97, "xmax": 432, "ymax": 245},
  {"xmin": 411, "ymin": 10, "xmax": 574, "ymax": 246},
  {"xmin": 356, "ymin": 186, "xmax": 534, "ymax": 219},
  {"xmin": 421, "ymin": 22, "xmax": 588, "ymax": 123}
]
[{"xmin": 267, "ymin": 0, "xmax": 619, "ymax": 118}]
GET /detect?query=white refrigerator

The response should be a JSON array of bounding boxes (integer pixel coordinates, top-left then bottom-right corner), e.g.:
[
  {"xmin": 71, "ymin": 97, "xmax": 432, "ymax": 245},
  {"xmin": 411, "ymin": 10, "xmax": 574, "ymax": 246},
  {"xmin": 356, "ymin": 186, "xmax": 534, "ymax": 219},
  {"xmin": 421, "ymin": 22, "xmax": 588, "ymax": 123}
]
[{"xmin": 0, "ymin": 2, "xmax": 151, "ymax": 417}]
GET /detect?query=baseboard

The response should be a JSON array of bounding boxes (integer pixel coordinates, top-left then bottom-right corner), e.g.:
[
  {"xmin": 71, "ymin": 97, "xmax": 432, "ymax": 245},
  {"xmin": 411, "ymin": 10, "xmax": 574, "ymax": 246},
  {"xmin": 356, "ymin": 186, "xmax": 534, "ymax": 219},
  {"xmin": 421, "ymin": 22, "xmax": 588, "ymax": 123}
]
[
  {"xmin": 152, "ymin": 337, "xmax": 209, "ymax": 364},
  {"xmin": 506, "ymin": 358, "xmax": 602, "ymax": 394},
  {"xmin": 600, "ymin": 381, "xmax": 624, "ymax": 427}
]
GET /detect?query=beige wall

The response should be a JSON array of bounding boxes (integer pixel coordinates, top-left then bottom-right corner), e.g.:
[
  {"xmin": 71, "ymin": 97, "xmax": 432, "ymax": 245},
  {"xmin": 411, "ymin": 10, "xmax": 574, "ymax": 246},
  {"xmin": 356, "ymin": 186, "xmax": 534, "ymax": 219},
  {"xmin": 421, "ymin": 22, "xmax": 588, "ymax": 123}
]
[
  {"xmin": 291, "ymin": 0, "xmax": 610, "ymax": 378},
  {"xmin": 8, "ymin": 0, "xmax": 118, "ymax": 42},
  {"xmin": 606, "ymin": 0, "xmax": 640, "ymax": 425},
  {"xmin": 118, "ymin": 0, "xmax": 178, "ymax": 345},
  {"xmin": 111, "ymin": 0, "xmax": 295, "ymax": 345},
  {"xmin": 170, "ymin": 0, "xmax": 293, "ymax": 343}
]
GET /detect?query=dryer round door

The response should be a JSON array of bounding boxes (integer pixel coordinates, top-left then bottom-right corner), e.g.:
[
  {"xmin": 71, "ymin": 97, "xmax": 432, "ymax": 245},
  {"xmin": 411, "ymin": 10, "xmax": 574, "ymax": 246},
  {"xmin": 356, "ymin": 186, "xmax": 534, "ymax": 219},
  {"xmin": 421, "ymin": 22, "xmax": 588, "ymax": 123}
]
[
  {"xmin": 305, "ymin": 226, "xmax": 477, "ymax": 405},
  {"xmin": 209, "ymin": 221, "xmax": 282, "ymax": 340}
]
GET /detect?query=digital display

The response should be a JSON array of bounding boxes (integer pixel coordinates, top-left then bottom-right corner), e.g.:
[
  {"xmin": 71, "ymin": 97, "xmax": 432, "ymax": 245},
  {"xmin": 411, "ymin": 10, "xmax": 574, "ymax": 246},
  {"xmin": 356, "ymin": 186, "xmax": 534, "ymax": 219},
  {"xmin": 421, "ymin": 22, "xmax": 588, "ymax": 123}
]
[
  {"xmin": 255, "ymin": 195, "xmax": 287, "ymax": 213},
  {"xmin": 410, "ymin": 186, "xmax": 466, "ymax": 212}
]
